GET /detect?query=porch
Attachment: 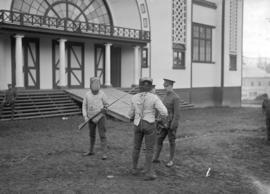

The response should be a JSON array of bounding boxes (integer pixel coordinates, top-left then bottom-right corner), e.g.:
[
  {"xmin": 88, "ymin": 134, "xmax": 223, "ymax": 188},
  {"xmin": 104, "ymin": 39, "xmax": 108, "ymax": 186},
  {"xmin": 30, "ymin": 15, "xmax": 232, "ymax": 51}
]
[{"xmin": 0, "ymin": 10, "xmax": 150, "ymax": 90}]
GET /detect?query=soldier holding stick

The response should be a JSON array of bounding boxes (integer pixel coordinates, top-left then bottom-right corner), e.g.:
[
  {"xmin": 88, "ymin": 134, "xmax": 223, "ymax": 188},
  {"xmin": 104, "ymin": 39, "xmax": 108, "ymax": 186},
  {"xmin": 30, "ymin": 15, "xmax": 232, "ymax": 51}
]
[{"xmin": 82, "ymin": 77, "xmax": 109, "ymax": 160}]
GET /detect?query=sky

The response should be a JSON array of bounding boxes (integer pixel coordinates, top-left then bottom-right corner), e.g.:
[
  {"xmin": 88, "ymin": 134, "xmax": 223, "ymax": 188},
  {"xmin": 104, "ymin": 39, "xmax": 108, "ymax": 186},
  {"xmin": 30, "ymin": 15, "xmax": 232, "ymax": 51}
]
[{"xmin": 243, "ymin": 0, "xmax": 270, "ymax": 58}]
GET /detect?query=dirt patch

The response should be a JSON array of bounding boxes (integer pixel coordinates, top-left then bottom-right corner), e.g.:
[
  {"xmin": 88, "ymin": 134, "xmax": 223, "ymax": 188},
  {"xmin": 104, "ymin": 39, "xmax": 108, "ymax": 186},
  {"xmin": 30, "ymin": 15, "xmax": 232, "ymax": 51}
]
[{"xmin": 0, "ymin": 107, "xmax": 270, "ymax": 193}]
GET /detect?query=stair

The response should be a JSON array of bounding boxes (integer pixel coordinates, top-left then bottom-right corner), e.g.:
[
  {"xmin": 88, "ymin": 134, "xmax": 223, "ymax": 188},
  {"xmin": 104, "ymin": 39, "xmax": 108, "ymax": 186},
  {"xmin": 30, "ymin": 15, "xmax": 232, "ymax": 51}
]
[
  {"xmin": 0, "ymin": 90, "xmax": 81, "ymax": 121},
  {"xmin": 119, "ymin": 87, "xmax": 194, "ymax": 110}
]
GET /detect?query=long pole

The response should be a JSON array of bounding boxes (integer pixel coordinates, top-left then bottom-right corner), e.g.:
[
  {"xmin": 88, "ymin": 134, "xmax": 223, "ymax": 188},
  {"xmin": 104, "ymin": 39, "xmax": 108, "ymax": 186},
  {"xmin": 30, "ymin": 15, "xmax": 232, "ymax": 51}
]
[{"xmin": 77, "ymin": 87, "xmax": 137, "ymax": 130}]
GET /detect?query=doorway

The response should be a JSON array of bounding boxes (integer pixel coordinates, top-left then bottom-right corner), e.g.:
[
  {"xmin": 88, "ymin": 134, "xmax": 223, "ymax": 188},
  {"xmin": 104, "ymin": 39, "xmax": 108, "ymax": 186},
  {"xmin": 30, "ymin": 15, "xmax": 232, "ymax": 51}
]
[
  {"xmin": 23, "ymin": 38, "xmax": 40, "ymax": 89},
  {"xmin": 94, "ymin": 44, "xmax": 121, "ymax": 87},
  {"xmin": 52, "ymin": 41, "xmax": 84, "ymax": 88}
]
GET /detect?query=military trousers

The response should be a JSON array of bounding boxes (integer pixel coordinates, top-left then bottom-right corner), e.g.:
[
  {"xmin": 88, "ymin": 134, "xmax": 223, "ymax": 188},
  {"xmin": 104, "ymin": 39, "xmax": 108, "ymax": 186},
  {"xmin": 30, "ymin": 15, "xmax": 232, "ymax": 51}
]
[
  {"xmin": 88, "ymin": 116, "xmax": 107, "ymax": 153},
  {"xmin": 266, "ymin": 117, "xmax": 270, "ymax": 141},
  {"xmin": 156, "ymin": 127, "xmax": 177, "ymax": 146},
  {"xmin": 132, "ymin": 120, "xmax": 156, "ymax": 175},
  {"xmin": 155, "ymin": 125, "xmax": 177, "ymax": 161}
]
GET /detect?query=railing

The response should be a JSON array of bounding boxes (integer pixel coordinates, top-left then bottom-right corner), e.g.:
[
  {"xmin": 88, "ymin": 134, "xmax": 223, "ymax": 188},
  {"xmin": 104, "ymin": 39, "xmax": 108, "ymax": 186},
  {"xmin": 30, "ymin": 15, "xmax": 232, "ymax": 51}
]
[{"xmin": 0, "ymin": 10, "xmax": 150, "ymax": 42}]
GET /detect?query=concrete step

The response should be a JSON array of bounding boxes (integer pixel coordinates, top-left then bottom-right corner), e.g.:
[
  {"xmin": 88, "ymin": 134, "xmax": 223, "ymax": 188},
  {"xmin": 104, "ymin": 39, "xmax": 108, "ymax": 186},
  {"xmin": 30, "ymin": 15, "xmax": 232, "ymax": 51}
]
[
  {"xmin": 0, "ymin": 108, "xmax": 81, "ymax": 118},
  {"xmin": 0, "ymin": 111, "xmax": 81, "ymax": 121},
  {"xmin": 0, "ymin": 89, "xmax": 81, "ymax": 121}
]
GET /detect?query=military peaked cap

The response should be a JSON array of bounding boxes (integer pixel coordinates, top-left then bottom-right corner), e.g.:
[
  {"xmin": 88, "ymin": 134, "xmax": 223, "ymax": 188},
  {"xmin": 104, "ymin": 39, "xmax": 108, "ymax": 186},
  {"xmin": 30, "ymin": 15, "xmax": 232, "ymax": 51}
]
[{"xmin": 163, "ymin": 78, "xmax": 175, "ymax": 85}]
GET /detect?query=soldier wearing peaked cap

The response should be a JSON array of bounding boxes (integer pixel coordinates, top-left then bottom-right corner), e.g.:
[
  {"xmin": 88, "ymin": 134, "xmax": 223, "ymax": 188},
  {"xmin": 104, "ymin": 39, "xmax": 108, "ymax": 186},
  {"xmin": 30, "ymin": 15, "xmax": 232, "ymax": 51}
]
[
  {"xmin": 82, "ymin": 77, "xmax": 109, "ymax": 160},
  {"xmin": 153, "ymin": 78, "xmax": 180, "ymax": 167},
  {"xmin": 129, "ymin": 77, "xmax": 168, "ymax": 180}
]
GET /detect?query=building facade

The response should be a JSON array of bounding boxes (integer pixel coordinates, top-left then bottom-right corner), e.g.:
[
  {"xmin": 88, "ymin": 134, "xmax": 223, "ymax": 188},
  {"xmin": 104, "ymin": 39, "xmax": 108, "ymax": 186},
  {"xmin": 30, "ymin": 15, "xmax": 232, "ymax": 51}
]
[
  {"xmin": 0, "ymin": 0, "xmax": 243, "ymax": 107},
  {"xmin": 242, "ymin": 65, "xmax": 270, "ymax": 100}
]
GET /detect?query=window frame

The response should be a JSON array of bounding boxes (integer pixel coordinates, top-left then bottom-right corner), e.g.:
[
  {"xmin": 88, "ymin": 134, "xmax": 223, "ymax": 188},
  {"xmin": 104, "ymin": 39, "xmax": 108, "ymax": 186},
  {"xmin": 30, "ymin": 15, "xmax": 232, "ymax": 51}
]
[
  {"xmin": 141, "ymin": 48, "xmax": 148, "ymax": 68},
  {"xmin": 229, "ymin": 54, "xmax": 237, "ymax": 71},
  {"xmin": 192, "ymin": 22, "xmax": 214, "ymax": 63},
  {"xmin": 172, "ymin": 43, "xmax": 185, "ymax": 69}
]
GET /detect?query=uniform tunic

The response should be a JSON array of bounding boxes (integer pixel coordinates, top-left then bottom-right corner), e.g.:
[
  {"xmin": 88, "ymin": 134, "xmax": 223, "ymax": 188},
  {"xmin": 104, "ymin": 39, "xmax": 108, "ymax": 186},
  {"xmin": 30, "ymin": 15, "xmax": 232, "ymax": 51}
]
[
  {"xmin": 3, "ymin": 88, "xmax": 17, "ymax": 105},
  {"xmin": 157, "ymin": 90, "xmax": 180, "ymax": 144},
  {"xmin": 163, "ymin": 90, "xmax": 180, "ymax": 129}
]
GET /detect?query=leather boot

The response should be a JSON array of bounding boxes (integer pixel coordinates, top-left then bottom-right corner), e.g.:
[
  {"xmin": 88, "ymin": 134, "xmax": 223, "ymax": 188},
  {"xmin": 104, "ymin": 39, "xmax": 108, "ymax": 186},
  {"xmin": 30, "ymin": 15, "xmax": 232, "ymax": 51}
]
[
  {"xmin": 83, "ymin": 137, "xmax": 95, "ymax": 156},
  {"xmin": 144, "ymin": 151, "xmax": 157, "ymax": 180},
  {"xmin": 90, "ymin": 137, "xmax": 96, "ymax": 153},
  {"xmin": 152, "ymin": 145, "xmax": 162, "ymax": 163},
  {"xmin": 132, "ymin": 149, "xmax": 140, "ymax": 175},
  {"xmin": 169, "ymin": 143, "xmax": 175, "ymax": 161},
  {"xmin": 101, "ymin": 138, "xmax": 107, "ymax": 160},
  {"xmin": 165, "ymin": 143, "xmax": 175, "ymax": 167}
]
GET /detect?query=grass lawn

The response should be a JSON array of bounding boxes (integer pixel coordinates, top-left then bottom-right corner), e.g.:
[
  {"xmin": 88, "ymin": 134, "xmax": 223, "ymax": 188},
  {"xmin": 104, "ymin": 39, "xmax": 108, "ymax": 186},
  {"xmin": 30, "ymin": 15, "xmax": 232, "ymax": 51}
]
[{"xmin": 0, "ymin": 107, "xmax": 270, "ymax": 194}]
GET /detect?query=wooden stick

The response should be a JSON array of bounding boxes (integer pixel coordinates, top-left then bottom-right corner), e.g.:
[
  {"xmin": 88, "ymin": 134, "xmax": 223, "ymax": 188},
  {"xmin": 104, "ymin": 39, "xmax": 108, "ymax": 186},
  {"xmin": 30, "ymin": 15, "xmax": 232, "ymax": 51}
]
[{"xmin": 78, "ymin": 87, "xmax": 137, "ymax": 130}]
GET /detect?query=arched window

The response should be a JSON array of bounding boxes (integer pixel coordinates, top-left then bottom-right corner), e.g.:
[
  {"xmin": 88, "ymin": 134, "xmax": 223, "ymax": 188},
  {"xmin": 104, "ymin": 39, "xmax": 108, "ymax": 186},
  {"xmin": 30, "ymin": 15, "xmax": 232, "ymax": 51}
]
[{"xmin": 11, "ymin": 0, "xmax": 112, "ymax": 25}]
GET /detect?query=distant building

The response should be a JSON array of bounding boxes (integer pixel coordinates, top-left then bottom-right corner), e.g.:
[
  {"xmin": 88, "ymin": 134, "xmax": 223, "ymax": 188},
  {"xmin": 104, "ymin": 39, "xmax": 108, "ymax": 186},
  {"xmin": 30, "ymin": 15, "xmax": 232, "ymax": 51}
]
[
  {"xmin": 242, "ymin": 65, "xmax": 270, "ymax": 100},
  {"xmin": 0, "ymin": 0, "xmax": 243, "ymax": 107}
]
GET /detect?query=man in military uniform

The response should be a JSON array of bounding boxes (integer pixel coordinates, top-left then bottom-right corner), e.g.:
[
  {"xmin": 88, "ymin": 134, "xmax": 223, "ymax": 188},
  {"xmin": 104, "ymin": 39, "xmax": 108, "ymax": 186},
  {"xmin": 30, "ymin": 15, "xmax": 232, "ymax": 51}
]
[
  {"xmin": 262, "ymin": 93, "xmax": 270, "ymax": 141},
  {"xmin": 82, "ymin": 77, "xmax": 109, "ymax": 160},
  {"xmin": 153, "ymin": 78, "xmax": 180, "ymax": 167},
  {"xmin": 0, "ymin": 83, "xmax": 17, "ymax": 119},
  {"xmin": 129, "ymin": 77, "xmax": 168, "ymax": 180}
]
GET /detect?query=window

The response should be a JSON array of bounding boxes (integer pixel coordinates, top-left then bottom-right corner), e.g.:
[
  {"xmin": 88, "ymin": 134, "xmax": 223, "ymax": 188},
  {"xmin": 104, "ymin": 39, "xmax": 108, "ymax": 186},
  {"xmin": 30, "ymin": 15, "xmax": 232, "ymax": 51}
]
[
  {"xmin": 143, "ymin": 18, "xmax": 148, "ymax": 28},
  {"xmin": 11, "ymin": 0, "xmax": 112, "ymax": 25},
  {"xmin": 258, "ymin": 81, "xmax": 261, "ymax": 86},
  {"xmin": 173, "ymin": 43, "xmax": 185, "ymax": 69},
  {"xmin": 229, "ymin": 54, "xmax": 237, "ymax": 71},
  {"xmin": 141, "ymin": 48, "xmax": 148, "ymax": 68},
  {"xmin": 192, "ymin": 23, "xmax": 213, "ymax": 62},
  {"xmin": 140, "ymin": 4, "xmax": 146, "ymax": 13},
  {"xmin": 251, "ymin": 81, "xmax": 254, "ymax": 86},
  {"xmin": 249, "ymin": 92, "xmax": 257, "ymax": 97}
]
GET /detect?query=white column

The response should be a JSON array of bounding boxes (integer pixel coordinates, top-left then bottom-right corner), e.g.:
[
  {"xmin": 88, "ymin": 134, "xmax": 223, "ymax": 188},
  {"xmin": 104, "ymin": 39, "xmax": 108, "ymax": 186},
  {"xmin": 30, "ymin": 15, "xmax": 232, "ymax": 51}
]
[
  {"xmin": 186, "ymin": 0, "xmax": 192, "ymax": 89},
  {"xmin": 58, "ymin": 39, "xmax": 67, "ymax": 87},
  {"xmin": 14, "ymin": 34, "xmax": 24, "ymax": 88},
  {"xmin": 105, "ymin": 43, "xmax": 112, "ymax": 87},
  {"xmin": 133, "ymin": 46, "xmax": 140, "ymax": 85}
]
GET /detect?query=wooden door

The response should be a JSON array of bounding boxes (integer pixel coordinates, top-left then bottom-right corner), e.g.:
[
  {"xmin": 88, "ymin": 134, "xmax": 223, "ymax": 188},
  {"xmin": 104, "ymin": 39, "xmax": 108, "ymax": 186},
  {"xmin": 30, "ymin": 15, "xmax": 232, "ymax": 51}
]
[
  {"xmin": 95, "ymin": 45, "xmax": 105, "ymax": 85},
  {"xmin": 52, "ymin": 40, "xmax": 84, "ymax": 88},
  {"xmin": 52, "ymin": 40, "xmax": 62, "ymax": 88},
  {"xmin": 111, "ymin": 47, "xmax": 121, "ymax": 87},
  {"xmin": 67, "ymin": 42, "xmax": 84, "ymax": 88},
  {"xmin": 23, "ymin": 38, "xmax": 40, "ymax": 89}
]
